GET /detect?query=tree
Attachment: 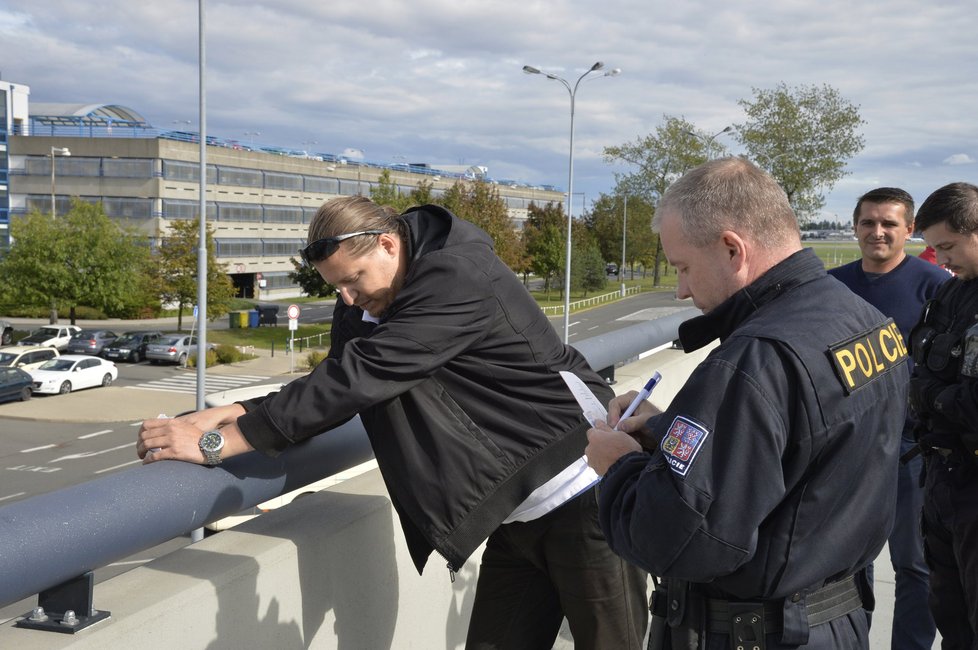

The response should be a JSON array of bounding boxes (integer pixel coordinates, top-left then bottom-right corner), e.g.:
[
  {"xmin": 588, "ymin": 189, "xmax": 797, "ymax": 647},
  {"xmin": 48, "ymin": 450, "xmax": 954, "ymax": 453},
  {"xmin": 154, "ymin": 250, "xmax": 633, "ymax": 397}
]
[
  {"xmin": 522, "ymin": 201, "xmax": 566, "ymax": 297},
  {"xmin": 370, "ymin": 169, "xmax": 414, "ymax": 212},
  {"xmin": 0, "ymin": 200, "xmax": 155, "ymax": 323},
  {"xmin": 440, "ymin": 180, "xmax": 522, "ymax": 270},
  {"xmin": 586, "ymin": 193, "xmax": 657, "ymax": 280},
  {"xmin": 573, "ymin": 233, "xmax": 607, "ymax": 297},
  {"xmin": 603, "ymin": 115, "xmax": 705, "ymax": 285},
  {"xmin": 154, "ymin": 218, "xmax": 235, "ymax": 331},
  {"xmin": 736, "ymin": 82, "xmax": 865, "ymax": 219},
  {"xmin": 287, "ymin": 256, "xmax": 335, "ymax": 298}
]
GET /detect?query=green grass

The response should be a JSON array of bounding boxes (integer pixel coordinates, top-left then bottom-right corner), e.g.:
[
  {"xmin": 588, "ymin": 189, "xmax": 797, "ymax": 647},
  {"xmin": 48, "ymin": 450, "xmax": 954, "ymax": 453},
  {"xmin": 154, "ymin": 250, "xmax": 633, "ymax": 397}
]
[
  {"xmin": 807, "ymin": 240, "xmax": 927, "ymax": 270},
  {"xmin": 207, "ymin": 323, "xmax": 332, "ymax": 352}
]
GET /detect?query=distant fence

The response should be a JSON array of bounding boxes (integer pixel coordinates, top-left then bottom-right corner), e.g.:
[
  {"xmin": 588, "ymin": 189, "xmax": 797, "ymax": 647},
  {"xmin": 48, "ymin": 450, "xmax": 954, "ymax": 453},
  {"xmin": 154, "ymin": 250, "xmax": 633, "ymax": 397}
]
[{"xmin": 541, "ymin": 286, "xmax": 641, "ymax": 315}]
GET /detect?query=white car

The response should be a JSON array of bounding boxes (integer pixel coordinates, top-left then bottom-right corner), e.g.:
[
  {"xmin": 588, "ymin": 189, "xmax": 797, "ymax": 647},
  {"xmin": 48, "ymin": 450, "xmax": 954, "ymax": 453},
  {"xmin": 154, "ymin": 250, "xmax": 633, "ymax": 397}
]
[
  {"xmin": 29, "ymin": 355, "xmax": 118, "ymax": 395},
  {"xmin": 17, "ymin": 325, "xmax": 82, "ymax": 351},
  {"xmin": 0, "ymin": 345, "xmax": 60, "ymax": 371}
]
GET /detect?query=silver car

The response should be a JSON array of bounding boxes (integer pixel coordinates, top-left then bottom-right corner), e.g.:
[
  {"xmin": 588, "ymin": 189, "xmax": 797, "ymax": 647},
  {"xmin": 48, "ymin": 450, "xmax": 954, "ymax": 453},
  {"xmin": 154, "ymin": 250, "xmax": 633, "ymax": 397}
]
[{"xmin": 145, "ymin": 334, "xmax": 198, "ymax": 365}]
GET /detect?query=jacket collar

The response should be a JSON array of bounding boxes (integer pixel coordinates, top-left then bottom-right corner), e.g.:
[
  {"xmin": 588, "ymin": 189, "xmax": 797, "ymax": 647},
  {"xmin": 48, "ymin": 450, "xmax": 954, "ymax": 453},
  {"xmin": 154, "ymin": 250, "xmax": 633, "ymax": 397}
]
[{"xmin": 678, "ymin": 248, "xmax": 824, "ymax": 351}]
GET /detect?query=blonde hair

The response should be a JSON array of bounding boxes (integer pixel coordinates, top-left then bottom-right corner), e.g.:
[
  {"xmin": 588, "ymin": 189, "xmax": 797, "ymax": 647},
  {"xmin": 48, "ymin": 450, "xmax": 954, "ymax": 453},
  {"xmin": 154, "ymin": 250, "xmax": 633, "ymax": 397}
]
[{"xmin": 307, "ymin": 196, "xmax": 406, "ymax": 257}]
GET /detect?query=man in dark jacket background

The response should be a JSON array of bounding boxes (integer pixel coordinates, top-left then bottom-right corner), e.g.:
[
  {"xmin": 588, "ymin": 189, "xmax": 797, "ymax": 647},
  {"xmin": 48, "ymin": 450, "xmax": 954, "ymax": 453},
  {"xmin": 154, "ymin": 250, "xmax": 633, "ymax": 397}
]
[
  {"xmin": 586, "ymin": 158, "xmax": 909, "ymax": 649},
  {"xmin": 138, "ymin": 196, "xmax": 648, "ymax": 648}
]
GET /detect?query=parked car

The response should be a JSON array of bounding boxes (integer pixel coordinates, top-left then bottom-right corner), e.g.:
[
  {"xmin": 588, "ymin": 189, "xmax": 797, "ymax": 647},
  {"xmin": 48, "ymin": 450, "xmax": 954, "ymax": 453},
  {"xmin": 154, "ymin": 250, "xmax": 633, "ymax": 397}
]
[
  {"xmin": 605, "ymin": 263, "xmax": 619, "ymax": 276},
  {"xmin": 17, "ymin": 325, "xmax": 82, "ymax": 351},
  {"xmin": 145, "ymin": 334, "xmax": 199, "ymax": 365},
  {"xmin": 28, "ymin": 355, "xmax": 118, "ymax": 395},
  {"xmin": 66, "ymin": 329, "xmax": 119, "ymax": 356},
  {"xmin": 0, "ymin": 367, "xmax": 33, "ymax": 403},
  {"xmin": 0, "ymin": 319, "xmax": 13, "ymax": 345},
  {"xmin": 101, "ymin": 330, "xmax": 163, "ymax": 362},
  {"xmin": 0, "ymin": 345, "xmax": 60, "ymax": 371}
]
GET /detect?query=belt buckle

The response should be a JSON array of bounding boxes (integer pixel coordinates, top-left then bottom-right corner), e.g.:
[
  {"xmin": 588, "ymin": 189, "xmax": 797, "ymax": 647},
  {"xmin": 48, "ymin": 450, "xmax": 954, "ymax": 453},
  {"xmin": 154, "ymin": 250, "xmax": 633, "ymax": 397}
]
[{"xmin": 729, "ymin": 602, "xmax": 767, "ymax": 650}]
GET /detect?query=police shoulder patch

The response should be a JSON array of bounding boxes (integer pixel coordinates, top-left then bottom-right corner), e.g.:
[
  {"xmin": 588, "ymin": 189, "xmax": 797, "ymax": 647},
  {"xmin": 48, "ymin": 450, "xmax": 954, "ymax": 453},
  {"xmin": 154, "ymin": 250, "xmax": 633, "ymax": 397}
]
[
  {"xmin": 828, "ymin": 317, "xmax": 908, "ymax": 394},
  {"xmin": 660, "ymin": 415, "xmax": 711, "ymax": 477}
]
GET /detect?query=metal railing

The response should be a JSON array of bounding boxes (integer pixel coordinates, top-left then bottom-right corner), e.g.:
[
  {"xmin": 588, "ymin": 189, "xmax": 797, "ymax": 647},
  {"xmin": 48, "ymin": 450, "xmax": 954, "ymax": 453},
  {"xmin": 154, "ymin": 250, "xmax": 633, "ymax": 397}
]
[
  {"xmin": 0, "ymin": 311, "xmax": 695, "ymax": 610},
  {"xmin": 541, "ymin": 286, "xmax": 642, "ymax": 315}
]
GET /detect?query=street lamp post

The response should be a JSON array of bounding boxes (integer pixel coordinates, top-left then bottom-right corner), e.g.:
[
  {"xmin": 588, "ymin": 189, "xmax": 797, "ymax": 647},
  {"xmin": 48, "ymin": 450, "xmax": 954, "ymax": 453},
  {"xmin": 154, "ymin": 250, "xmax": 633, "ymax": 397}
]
[
  {"xmin": 686, "ymin": 125, "xmax": 733, "ymax": 160},
  {"xmin": 49, "ymin": 146, "xmax": 71, "ymax": 218},
  {"xmin": 523, "ymin": 61, "xmax": 620, "ymax": 342},
  {"xmin": 620, "ymin": 193, "xmax": 627, "ymax": 298}
]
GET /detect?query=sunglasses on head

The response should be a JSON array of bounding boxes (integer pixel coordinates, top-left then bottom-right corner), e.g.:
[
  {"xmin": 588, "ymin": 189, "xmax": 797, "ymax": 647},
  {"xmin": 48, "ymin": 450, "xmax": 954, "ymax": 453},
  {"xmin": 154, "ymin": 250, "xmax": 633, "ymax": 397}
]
[{"xmin": 299, "ymin": 230, "xmax": 386, "ymax": 266}]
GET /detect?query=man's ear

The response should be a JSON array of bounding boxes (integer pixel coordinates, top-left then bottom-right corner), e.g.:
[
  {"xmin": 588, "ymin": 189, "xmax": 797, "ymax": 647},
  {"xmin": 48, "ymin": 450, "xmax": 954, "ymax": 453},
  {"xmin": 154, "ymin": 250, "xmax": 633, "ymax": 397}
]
[
  {"xmin": 719, "ymin": 230, "xmax": 748, "ymax": 270},
  {"xmin": 377, "ymin": 232, "xmax": 400, "ymax": 257}
]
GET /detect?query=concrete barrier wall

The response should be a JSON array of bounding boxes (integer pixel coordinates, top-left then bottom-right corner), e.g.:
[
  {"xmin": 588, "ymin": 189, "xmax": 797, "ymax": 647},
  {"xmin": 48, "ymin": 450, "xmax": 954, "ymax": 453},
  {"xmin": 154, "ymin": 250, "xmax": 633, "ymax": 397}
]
[{"xmin": 0, "ymin": 344, "xmax": 715, "ymax": 649}]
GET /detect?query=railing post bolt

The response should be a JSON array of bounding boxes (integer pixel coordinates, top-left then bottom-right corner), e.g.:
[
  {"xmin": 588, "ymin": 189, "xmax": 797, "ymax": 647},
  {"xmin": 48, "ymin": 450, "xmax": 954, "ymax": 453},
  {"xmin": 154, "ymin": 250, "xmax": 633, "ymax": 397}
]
[
  {"xmin": 61, "ymin": 610, "xmax": 79, "ymax": 627},
  {"xmin": 29, "ymin": 607, "xmax": 48, "ymax": 622}
]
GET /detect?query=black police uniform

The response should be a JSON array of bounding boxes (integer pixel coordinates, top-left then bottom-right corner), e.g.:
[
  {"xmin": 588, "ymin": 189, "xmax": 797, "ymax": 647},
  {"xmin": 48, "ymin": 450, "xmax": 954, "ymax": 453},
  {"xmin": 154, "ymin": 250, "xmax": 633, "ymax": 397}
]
[
  {"xmin": 909, "ymin": 276, "xmax": 978, "ymax": 649},
  {"xmin": 599, "ymin": 249, "xmax": 910, "ymax": 649}
]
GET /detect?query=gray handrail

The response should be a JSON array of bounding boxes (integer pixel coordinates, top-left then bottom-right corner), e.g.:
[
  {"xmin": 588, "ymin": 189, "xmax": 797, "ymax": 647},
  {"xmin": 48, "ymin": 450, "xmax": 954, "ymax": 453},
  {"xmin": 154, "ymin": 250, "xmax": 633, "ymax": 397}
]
[{"xmin": 0, "ymin": 312, "xmax": 695, "ymax": 608}]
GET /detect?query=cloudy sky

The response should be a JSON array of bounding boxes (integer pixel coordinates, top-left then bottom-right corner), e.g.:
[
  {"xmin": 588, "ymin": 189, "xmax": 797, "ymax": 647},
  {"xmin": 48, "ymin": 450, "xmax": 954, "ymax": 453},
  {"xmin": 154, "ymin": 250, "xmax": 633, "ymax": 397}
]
[{"xmin": 1, "ymin": 0, "xmax": 976, "ymax": 222}]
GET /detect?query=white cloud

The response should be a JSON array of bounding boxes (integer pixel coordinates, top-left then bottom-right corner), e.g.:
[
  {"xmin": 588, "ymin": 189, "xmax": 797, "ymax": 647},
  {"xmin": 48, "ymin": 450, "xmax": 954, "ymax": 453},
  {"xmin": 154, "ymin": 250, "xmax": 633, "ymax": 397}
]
[{"xmin": 942, "ymin": 153, "xmax": 976, "ymax": 166}]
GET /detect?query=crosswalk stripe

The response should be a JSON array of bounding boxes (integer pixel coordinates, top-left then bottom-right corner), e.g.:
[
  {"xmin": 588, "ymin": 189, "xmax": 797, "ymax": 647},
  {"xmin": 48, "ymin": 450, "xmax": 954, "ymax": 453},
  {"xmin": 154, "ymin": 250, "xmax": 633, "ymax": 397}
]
[{"xmin": 126, "ymin": 374, "xmax": 269, "ymax": 394}]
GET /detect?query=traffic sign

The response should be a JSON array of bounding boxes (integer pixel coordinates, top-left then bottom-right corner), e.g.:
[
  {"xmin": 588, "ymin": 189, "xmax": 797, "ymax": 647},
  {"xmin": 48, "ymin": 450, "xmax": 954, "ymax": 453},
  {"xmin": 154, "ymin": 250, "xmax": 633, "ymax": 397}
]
[{"xmin": 287, "ymin": 304, "xmax": 300, "ymax": 320}]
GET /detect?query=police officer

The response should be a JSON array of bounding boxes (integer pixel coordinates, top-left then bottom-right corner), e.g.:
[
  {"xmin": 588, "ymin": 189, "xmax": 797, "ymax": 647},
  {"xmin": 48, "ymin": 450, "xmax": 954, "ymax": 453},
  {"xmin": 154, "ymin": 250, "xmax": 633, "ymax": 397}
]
[
  {"xmin": 908, "ymin": 182, "xmax": 978, "ymax": 649},
  {"xmin": 587, "ymin": 158, "xmax": 909, "ymax": 649}
]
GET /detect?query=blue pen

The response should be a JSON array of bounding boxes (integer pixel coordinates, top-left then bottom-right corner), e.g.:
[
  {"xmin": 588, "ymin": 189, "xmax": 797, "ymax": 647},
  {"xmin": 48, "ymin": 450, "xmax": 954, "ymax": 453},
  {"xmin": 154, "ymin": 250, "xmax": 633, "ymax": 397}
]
[{"xmin": 614, "ymin": 371, "xmax": 662, "ymax": 430}]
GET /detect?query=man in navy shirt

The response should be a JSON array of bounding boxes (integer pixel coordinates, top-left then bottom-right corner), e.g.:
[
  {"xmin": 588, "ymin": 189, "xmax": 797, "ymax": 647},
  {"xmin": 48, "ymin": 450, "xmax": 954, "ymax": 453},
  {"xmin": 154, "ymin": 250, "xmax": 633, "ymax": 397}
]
[{"xmin": 828, "ymin": 187, "xmax": 948, "ymax": 650}]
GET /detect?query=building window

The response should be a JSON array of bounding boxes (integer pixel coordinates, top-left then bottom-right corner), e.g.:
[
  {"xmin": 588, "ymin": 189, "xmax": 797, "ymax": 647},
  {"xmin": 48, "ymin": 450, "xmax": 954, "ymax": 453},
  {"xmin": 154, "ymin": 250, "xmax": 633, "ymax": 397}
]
[
  {"xmin": 102, "ymin": 158, "xmax": 154, "ymax": 178},
  {"xmin": 102, "ymin": 197, "xmax": 153, "ymax": 219},
  {"xmin": 264, "ymin": 171, "xmax": 303, "ymax": 191},
  {"xmin": 263, "ymin": 205, "xmax": 303, "ymax": 223},
  {"xmin": 262, "ymin": 271, "xmax": 296, "ymax": 290},
  {"xmin": 162, "ymin": 198, "xmax": 216, "ymax": 220},
  {"xmin": 215, "ymin": 238, "xmax": 262, "ymax": 257},
  {"xmin": 217, "ymin": 166, "xmax": 262, "ymax": 187},
  {"xmin": 162, "ymin": 159, "xmax": 217, "ymax": 184},
  {"xmin": 216, "ymin": 202, "xmax": 262, "ymax": 222},
  {"xmin": 303, "ymin": 176, "xmax": 339, "ymax": 194},
  {"xmin": 262, "ymin": 238, "xmax": 305, "ymax": 257}
]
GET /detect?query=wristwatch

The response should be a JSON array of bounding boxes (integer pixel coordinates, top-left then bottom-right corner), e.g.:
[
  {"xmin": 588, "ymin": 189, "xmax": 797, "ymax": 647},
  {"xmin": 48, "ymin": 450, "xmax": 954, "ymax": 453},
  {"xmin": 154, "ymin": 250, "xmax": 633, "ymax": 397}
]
[{"xmin": 199, "ymin": 430, "xmax": 225, "ymax": 466}]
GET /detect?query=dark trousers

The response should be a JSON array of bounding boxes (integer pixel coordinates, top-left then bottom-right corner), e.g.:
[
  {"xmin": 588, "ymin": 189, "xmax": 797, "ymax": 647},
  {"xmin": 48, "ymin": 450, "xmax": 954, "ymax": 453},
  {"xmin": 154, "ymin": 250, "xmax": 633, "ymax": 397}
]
[
  {"xmin": 923, "ymin": 456, "xmax": 978, "ymax": 650},
  {"xmin": 465, "ymin": 485, "xmax": 648, "ymax": 649},
  {"xmin": 888, "ymin": 436, "xmax": 937, "ymax": 650}
]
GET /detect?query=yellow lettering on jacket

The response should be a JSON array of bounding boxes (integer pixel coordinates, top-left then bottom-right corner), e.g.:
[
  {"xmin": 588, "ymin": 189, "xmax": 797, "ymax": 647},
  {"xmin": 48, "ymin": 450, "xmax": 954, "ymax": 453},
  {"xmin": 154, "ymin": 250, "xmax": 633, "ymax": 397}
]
[{"xmin": 829, "ymin": 318, "xmax": 908, "ymax": 394}]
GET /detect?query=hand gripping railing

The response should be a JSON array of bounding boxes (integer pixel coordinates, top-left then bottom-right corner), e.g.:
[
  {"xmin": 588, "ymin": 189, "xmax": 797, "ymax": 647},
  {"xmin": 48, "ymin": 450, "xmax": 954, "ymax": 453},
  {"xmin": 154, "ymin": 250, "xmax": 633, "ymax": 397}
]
[{"xmin": 0, "ymin": 311, "xmax": 695, "ymax": 630}]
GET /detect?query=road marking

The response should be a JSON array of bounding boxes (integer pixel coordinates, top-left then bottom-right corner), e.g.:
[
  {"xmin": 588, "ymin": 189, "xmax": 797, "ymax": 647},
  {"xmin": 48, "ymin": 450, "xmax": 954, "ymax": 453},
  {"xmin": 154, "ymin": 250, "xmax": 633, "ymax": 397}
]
[
  {"xmin": 127, "ymin": 374, "xmax": 270, "ymax": 395},
  {"xmin": 78, "ymin": 429, "xmax": 113, "ymax": 439},
  {"xmin": 20, "ymin": 444, "xmax": 56, "ymax": 453},
  {"xmin": 0, "ymin": 492, "xmax": 26, "ymax": 502},
  {"xmin": 569, "ymin": 321, "xmax": 581, "ymax": 328},
  {"xmin": 51, "ymin": 442, "xmax": 133, "ymax": 463},
  {"xmin": 95, "ymin": 459, "xmax": 142, "ymax": 474}
]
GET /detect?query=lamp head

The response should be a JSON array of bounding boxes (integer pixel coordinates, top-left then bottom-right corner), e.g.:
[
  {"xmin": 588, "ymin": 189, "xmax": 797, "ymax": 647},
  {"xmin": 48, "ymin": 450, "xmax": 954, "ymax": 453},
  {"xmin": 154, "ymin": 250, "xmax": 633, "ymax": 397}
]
[
  {"xmin": 522, "ymin": 65, "xmax": 542, "ymax": 75},
  {"xmin": 590, "ymin": 61, "xmax": 604, "ymax": 71}
]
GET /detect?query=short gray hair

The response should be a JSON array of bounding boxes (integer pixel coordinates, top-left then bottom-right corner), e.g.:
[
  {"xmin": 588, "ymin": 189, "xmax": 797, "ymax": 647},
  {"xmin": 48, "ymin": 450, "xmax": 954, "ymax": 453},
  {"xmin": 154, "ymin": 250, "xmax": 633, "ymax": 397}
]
[{"xmin": 654, "ymin": 157, "xmax": 800, "ymax": 248}]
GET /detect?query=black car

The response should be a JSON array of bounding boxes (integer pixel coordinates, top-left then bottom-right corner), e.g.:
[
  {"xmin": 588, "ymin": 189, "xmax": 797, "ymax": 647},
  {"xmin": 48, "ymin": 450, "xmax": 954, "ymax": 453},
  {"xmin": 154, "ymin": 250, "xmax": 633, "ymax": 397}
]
[
  {"xmin": 0, "ymin": 367, "xmax": 32, "ymax": 403},
  {"xmin": 101, "ymin": 330, "xmax": 163, "ymax": 362},
  {"xmin": 606, "ymin": 263, "xmax": 619, "ymax": 276}
]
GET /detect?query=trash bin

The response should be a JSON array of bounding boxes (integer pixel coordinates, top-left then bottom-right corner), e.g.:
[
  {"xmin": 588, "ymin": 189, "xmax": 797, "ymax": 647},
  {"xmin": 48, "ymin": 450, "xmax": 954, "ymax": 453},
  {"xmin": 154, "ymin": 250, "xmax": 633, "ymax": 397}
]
[
  {"xmin": 237, "ymin": 311, "xmax": 250, "ymax": 328},
  {"xmin": 229, "ymin": 311, "xmax": 240, "ymax": 328},
  {"xmin": 257, "ymin": 304, "xmax": 279, "ymax": 326},
  {"xmin": 248, "ymin": 309, "xmax": 260, "ymax": 328}
]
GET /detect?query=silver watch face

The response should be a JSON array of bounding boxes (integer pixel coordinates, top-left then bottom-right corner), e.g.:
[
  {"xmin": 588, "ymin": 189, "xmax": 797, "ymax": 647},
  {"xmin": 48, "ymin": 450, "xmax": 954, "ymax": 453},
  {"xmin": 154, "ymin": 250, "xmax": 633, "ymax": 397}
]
[{"xmin": 200, "ymin": 430, "xmax": 224, "ymax": 452}]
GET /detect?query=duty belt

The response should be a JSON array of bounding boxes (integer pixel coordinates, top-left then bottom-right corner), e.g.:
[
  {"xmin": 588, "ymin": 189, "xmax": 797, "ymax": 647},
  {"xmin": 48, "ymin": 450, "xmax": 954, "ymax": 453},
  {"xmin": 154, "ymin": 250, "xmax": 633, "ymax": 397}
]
[{"xmin": 706, "ymin": 575, "xmax": 862, "ymax": 642}]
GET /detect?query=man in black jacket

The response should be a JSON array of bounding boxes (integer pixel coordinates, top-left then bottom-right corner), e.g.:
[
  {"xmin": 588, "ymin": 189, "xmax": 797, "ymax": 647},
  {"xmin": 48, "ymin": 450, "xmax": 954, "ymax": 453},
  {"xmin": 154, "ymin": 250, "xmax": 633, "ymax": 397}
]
[
  {"xmin": 587, "ymin": 158, "xmax": 909, "ymax": 649},
  {"xmin": 907, "ymin": 182, "xmax": 978, "ymax": 649},
  {"xmin": 138, "ymin": 196, "xmax": 648, "ymax": 648}
]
